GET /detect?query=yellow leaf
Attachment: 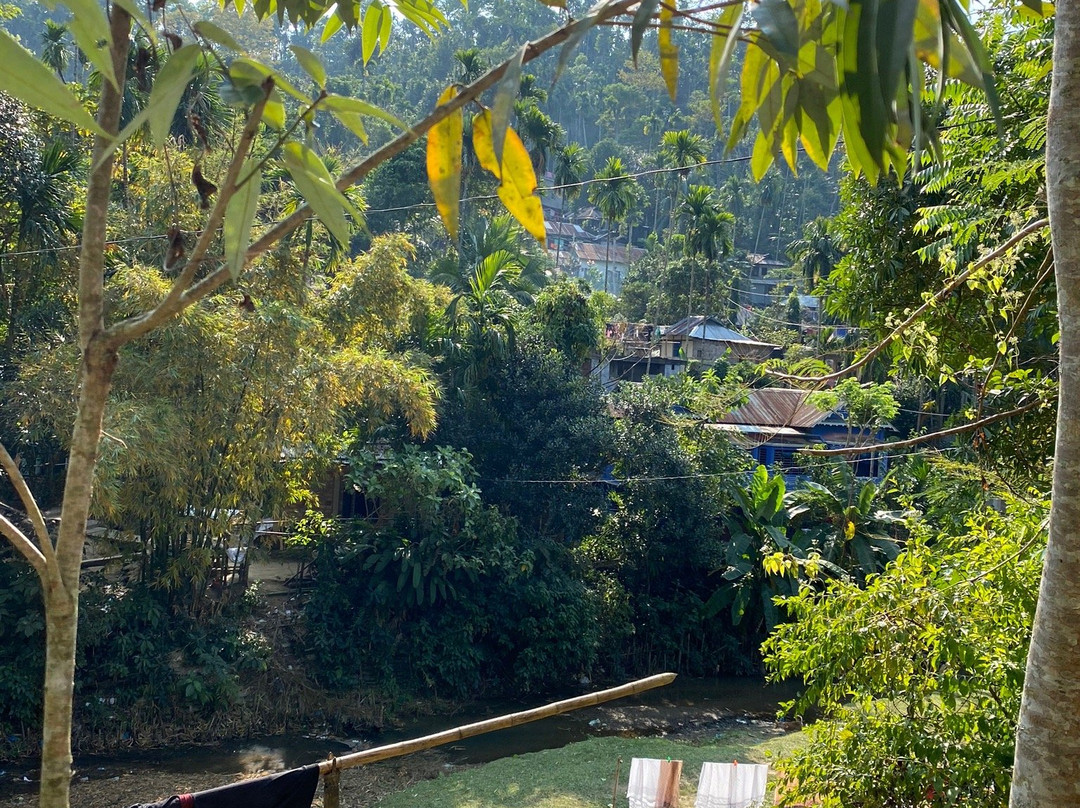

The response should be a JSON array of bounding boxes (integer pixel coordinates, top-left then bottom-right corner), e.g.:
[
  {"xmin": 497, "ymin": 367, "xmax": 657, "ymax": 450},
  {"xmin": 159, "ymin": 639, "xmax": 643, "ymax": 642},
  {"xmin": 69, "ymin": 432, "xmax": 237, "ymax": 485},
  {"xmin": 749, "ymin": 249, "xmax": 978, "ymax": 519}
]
[
  {"xmin": 658, "ymin": 4, "xmax": 679, "ymax": 102},
  {"xmin": 426, "ymin": 86, "xmax": 463, "ymax": 239},
  {"xmin": 497, "ymin": 127, "xmax": 546, "ymax": 242},
  {"xmin": 472, "ymin": 110, "xmax": 502, "ymax": 179},
  {"xmin": 845, "ymin": 520, "xmax": 856, "ymax": 541}
]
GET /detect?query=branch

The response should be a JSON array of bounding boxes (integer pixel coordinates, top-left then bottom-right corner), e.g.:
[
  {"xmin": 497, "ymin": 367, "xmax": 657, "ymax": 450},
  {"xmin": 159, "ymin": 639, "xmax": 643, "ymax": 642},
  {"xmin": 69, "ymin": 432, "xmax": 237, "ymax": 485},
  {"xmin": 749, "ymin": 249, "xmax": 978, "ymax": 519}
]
[
  {"xmin": 769, "ymin": 218, "xmax": 1050, "ymax": 384},
  {"xmin": 800, "ymin": 397, "xmax": 1045, "ymax": 456},
  {"xmin": 0, "ymin": 443, "xmax": 57, "ymax": 571},
  {"xmin": 171, "ymin": 0, "xmax": 642, "ymax": 311},
  {"xmin": 104, "ymin": 80, "xmax": 273, "ymax": 348},
  {"xmin": 0, "ymin": 513, "xmax": 48, "ymax": 579}
]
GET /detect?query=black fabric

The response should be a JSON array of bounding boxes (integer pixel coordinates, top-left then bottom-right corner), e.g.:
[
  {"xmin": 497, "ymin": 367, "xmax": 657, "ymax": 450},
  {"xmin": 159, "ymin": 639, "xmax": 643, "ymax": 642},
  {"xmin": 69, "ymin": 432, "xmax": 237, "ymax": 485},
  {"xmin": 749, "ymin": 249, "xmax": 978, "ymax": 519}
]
[{"xmin": 127, "ymin": 763, "xmax": 320, "ymax": 808}]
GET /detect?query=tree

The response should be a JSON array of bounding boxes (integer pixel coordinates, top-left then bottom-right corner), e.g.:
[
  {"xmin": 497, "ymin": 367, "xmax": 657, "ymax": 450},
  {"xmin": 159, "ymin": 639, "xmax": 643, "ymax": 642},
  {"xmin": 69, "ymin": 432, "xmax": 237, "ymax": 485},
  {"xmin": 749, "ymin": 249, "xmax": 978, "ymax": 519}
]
[
  {"xmin": 659, "ymin": 128, "xmax": 707, "ymax": 246},
  {"xmin": 678, "ymin": 184, "xmax": 733, "ymax": 316},
  {"xmin": 1012, "ymin": 2, "xmax": 1080, "ymax": 803},
  {"xmin": 788, "ymin": 217, "xmax": 843, "ymax": 290},
  {"xmin": 765, "ymin": 498, "xmax": 1044, "ymax": 808},
  {"xmin": 588, "ymin": 156, "xmax": 640, "ymax": 294},
  {"xmin": 40, "ymin": 20, "xmax": 69, "ymax": 80}
]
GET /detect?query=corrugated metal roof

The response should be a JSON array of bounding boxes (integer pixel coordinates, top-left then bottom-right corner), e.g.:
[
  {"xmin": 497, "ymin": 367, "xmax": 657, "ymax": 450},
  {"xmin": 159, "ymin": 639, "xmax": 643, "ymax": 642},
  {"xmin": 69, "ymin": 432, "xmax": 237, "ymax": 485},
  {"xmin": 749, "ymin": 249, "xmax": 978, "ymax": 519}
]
[
  {"xmin": 573, "ymin": 242, "xmax": 646, "ymax": 265},
  {"xmin": 663, "ymin": 316, "xmax": 776, "ymax": 349},
  {"xmin": 719, "ymin": 388, "xmax": 834, "ymax": 429}
]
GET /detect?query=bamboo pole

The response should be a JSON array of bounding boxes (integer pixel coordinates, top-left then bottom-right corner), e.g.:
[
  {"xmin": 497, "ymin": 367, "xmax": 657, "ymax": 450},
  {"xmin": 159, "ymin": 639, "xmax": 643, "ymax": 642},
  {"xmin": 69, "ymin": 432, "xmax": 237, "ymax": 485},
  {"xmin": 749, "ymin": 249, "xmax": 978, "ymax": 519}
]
[{"xmin": 317, "ymin": 673, "xmax": 677, "ymax": 775}]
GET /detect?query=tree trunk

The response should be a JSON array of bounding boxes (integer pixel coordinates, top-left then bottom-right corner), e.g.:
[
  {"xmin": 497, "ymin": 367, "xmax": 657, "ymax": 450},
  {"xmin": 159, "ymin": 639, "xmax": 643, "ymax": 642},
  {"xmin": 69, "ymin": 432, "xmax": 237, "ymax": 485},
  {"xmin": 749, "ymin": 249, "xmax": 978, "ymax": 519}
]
[
  {"xmin": 37, "ymin": 10, "xmax": 129, "ymax": 807},
  {"xmin": 1010, "ymin": 5, "xmax": 1080, "ymax": 806}
]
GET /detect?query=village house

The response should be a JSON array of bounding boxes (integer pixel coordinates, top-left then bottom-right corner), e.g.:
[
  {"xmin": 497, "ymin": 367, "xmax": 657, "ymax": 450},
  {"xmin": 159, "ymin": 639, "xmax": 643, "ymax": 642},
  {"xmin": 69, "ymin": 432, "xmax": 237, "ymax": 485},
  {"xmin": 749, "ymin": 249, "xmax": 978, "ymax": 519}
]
[{"xmin": 711, "ymin": 387, "xmax": 888, "ymax": 480}]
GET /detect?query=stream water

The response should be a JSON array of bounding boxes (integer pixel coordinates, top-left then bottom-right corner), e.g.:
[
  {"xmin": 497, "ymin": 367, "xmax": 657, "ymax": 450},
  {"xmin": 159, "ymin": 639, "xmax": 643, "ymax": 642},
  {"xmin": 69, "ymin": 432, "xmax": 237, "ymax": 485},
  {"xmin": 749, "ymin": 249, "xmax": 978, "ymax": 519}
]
[{"xmin": 0, "ymin": 676, "xmax": 796, "ymax": 796}]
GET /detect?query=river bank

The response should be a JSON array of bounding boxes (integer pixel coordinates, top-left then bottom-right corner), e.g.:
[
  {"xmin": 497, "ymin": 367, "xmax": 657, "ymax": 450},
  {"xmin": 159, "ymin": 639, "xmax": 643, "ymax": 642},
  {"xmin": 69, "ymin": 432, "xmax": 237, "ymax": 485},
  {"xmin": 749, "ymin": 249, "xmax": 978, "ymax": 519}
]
[{"xmin": 0, "ymin": 678, "xmax": 799, "ymax": 807}]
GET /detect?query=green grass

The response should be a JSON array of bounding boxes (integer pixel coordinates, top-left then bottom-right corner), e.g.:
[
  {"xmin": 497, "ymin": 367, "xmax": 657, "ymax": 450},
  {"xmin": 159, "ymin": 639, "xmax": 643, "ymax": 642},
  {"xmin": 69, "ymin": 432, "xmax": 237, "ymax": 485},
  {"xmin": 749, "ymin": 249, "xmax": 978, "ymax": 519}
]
[{"xmin": 377, "ymin": 728, "xmax": 805, "ymax": 808}]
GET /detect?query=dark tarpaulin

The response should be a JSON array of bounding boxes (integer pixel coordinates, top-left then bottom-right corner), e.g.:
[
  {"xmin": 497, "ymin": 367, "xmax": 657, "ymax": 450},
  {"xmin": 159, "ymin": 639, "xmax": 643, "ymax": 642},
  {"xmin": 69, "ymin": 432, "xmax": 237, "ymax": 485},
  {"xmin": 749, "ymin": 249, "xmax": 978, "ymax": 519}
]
[{"xmin": 126, "ymin": 763, "xmax": 319, "ymax": 808}]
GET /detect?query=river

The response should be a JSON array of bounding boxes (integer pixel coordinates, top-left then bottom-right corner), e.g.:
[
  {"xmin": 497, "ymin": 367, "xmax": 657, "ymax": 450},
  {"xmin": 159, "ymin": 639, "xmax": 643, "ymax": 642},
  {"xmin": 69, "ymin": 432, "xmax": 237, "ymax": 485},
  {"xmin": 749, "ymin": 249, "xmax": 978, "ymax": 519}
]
[{"xmin": 0, "ymin": 676, "xmax": 797, "ymax": 805}]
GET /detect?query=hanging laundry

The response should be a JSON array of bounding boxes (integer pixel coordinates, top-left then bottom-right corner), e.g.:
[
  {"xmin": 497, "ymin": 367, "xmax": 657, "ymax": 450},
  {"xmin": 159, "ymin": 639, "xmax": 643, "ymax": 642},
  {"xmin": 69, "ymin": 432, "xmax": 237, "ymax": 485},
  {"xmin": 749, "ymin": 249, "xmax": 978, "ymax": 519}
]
[
  {"xmin": 694, "ymin": 761, "xmax": 768, "ymax": 808},
  {"xmin": 126, "ymin": 763, "xmax": 320, "ymax": 808},
  {"xmin": 656, "ymin": 759, "xmax": 683, "ymax": 808},
  {"xmin": 627, "ymin": 758, "xmax": 683, "ymax": 808}
]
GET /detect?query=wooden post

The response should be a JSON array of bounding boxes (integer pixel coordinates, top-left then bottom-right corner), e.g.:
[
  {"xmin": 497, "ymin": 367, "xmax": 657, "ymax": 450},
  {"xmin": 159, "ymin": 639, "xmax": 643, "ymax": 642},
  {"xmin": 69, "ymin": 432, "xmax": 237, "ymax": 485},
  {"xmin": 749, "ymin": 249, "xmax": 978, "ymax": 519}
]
[
  {"xmin": 612, "ymin": 756, "xmax": 622, "ymax": 808},
  {"xmin": 323, "ymin": 755, "xmax": 340, "ymax": 808},
  {"xmin": 317, "ymin": 673, "xmax": 676, "ymax": 775}
]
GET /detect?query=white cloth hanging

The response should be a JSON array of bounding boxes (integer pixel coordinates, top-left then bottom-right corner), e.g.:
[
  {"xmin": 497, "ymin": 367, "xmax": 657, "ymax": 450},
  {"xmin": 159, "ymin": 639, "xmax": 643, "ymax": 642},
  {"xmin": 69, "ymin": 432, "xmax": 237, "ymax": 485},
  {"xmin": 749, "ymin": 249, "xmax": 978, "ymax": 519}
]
[
  {"xmin": 694, "ymin": 762, "xmax": 769, "ymax": 808},
  {"xmin": 628, "ymin": 758, "xmax": 662, "ymax": 808}
]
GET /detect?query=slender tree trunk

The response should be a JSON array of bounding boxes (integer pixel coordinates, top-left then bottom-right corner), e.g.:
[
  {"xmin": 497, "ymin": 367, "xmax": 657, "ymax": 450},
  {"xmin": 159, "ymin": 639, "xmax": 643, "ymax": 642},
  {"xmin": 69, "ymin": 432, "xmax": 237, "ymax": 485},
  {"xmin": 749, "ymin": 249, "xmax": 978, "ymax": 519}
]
[
  {"xmin": 1010, "ymin": 6, "xmax": 1080, "ymax": 806},
  {"xmin": 38, "ymin": 11, "xmax": 129, "ymax": 808}
]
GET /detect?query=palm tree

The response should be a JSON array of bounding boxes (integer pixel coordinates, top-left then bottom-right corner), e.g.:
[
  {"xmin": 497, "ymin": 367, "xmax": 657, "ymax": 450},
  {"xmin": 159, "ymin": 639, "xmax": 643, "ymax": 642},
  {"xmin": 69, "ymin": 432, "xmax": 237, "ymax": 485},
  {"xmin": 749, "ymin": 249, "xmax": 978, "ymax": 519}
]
[
  {"xmin": 40, "ymin": 21, "xmax": 70, "ymax": 81},
  {"xmin": 5, "ymin": 140, "xmax": 82, "ymax": 354},
  {"xmin": 453, "ymin": 47, "xmax": 488, "ymax": 84},
  {"xmin": 678, "ymin": 185, "xmax": 734, "ymax": 316},
  {"xmin": 518, "ymin": 73, "xmax": 548, "ymax": 105},
  {"xmin": 659, "ymin": 129, "xmax": 708, "ymax": 249},
  {"xmin": 680, "ymin": 185, "xmax": 734, "ymax": 262},
  {"xmin": 588, "ymin": 156, "xmax": 641, "ymax": 294},
  {"xmin": 434, "ymin": 216, "xmax": 543, "ymax": 389},
  {"xmin": 789, "ymin": 217, "xmax": 844, "ymax": 289},
  {"xmin": 515, "ymin": 102, "xmax": 565, "ymax": 174},
  {"xmin": 551, "ymin": 142, "xmax": 589, "ymax": 268}
]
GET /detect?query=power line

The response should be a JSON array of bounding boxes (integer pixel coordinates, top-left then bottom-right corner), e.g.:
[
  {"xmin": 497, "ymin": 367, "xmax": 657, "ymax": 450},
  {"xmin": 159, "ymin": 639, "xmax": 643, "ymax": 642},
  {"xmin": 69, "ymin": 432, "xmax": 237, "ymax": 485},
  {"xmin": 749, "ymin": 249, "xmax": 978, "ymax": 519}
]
[
  {"xmin": 480, "ymin": 446, "xmax": 963, "ymax": 486},
  {"xmin": 0, "ymin": 154, "xmax": 762, "ymax": 261}
]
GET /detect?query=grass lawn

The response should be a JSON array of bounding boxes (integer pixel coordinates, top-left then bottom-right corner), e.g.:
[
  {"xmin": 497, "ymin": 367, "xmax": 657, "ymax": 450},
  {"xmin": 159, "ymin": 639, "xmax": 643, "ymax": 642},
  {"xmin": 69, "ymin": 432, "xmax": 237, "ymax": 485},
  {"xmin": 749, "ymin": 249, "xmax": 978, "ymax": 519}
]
[{"xmin": 375, "ymin": 727, "xmax": 805, "ymax": 808}]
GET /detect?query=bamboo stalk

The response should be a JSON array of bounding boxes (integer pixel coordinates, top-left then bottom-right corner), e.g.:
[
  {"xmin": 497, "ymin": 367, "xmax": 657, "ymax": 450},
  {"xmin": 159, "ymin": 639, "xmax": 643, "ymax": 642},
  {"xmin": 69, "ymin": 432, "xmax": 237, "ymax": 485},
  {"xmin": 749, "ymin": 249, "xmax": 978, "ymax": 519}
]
[{"xmin": 317, "ymin": 673, "xmax": 677, "ymax": 775}]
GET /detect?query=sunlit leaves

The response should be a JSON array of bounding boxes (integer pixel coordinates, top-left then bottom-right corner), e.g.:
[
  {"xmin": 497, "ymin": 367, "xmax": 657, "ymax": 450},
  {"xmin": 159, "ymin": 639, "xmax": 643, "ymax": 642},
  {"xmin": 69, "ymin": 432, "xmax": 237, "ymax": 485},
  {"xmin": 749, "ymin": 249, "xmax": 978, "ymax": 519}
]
[
  {"xmin": 361, "ymin": 1, "xmax": 392, "ymax": 63},
  {"xmin": 427, "ymin": 86, "xmax": 463, "ymax": 238},
  {"xmin": 282, "ymin": 142, "xmax": 362, "ymax": 245},
  {"xmin": 0, "ymin": 28, "xmax": 107, "ymax": 136},
  {"xmin": 719, "ymin": 0, "xmax": 1008, "ymax": 182}
]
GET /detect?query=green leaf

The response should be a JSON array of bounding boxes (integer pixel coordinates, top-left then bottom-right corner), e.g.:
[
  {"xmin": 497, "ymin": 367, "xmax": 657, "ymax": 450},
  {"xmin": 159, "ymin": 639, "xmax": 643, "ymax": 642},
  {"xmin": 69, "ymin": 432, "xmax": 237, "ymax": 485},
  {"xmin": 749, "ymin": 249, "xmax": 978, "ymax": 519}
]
[
  {"xmin": 631, "ymin": 0, "xmax": 662, "ymax": 65},
  {"xmin": 229, "ymin": 57, "xmax": 305, "ymax": 101},
  {"xmin": 361, "ymin": 1, "xmax": 390, "ymax": 63},
  {"xmin": 323, "ymin": 94, "xmax": 407, "ymax": 130},
  {"xmin": 875, "ymin": 0, "xmax": 918, "ymax": 106},
  {"xmin": 282, "ymin": 142, "xmax": 359, "ymax": 245},
  {"xmin": 223, "ymin": 163, "xmax": 262, "ymax": 280},
  {"xmin": 54, "ymin": 0, "xmax": 117, "ymax": 90},
  {"xmin": 0, "ymin": 28, "xmax": 108, "ymax": 136},
  {"xmin": 426, "ymin": 85, "xmax": 463, "ymax": 238},
  {"xmin": 379, "ymin": 2, "xmax": 393, "ymax": 51},
  {"xmin": 290, "ymin": 44, "xmax": 327, "ymax": 88},
  {"xmin": 149, "ymin": 45, "xmax": 202, "ymax": 149},
  {"xmin": 321, "ymin": 13, "xmax": 344, "ymax": 42},
  {"xmin": 755, "ymin": 0, "xmax": 800, "ymax": 63},
  {"xmin": 491, "ymin": 43, "xmax": 525, "ymax": 169},
  {"xmin": 193, "ymin": 20, "xmax": 243, "ymax": 52},
  {"xmin": 940, "ymin": 0, "xmax": 1003, "ymax": 135},
  {"xmin": 709, "ymin": 1, "xmax": 743, "ymax": 129},
  {"xmin": 263, "ymin": 94, "xmax": 286, "ymax": 130}
]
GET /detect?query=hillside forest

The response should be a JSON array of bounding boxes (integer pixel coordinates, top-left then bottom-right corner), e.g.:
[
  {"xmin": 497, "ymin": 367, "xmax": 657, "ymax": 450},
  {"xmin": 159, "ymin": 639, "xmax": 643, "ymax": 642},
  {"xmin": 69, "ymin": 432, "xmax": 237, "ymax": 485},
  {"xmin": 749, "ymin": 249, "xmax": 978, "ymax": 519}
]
[{"xmin": 0, "ymin": 0, "xmax": 1068, "ymax": 806}]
